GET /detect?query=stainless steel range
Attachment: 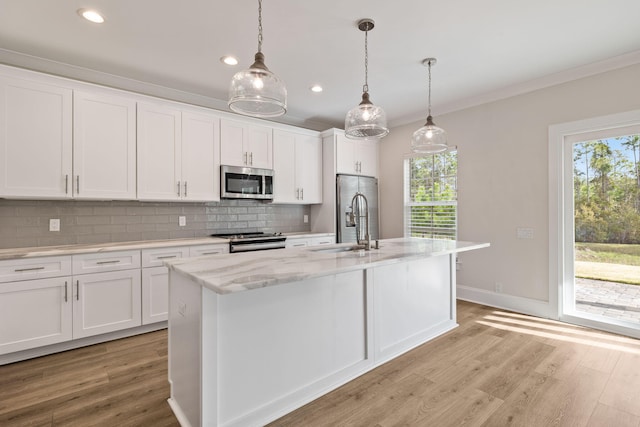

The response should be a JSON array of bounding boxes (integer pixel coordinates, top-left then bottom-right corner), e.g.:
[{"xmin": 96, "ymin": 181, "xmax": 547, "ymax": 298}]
[{"xmin": 211, "ymin": 232, "xmax": 287, "ymax": 253}]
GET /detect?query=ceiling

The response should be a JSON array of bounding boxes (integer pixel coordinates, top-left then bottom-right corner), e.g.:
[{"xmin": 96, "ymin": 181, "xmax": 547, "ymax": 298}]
[{"xmin": 1, "ymin": 0, "xmax": 639, "ymax": 131}]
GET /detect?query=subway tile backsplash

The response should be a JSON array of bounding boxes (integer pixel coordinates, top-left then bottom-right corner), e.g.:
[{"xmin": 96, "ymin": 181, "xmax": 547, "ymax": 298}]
[{"xmin": 0, "ymin": 199, "xmax": 311, "ymax": 249}]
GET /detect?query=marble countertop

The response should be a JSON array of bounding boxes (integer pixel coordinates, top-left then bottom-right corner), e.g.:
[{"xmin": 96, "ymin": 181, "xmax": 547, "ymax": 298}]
[
  {"xmin": 0, "ymin": 232, "xmax": 335, "ymax": 261},
  {"xmin": 166, "ymin": 238, "xmax": 490, "ymax": 295}
]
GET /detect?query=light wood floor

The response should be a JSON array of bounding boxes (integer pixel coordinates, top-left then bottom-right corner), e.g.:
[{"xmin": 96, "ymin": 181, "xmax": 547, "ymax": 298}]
[{"xmin": 2, "ymin": 301, "xmax": 640, "ymax": 426}]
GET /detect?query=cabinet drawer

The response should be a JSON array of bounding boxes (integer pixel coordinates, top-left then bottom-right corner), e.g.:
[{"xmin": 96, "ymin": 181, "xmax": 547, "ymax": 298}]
[
  {"xmin": 141, "ymin": 247, "xmax": 189, "ymax": 268},
  {"xmin": 310, "ymin": 236, "xmax": 335, "ymax": 246},
  {"xmin": 189, "ymin": 244, "xmax": 229, "ymax": 257},
  {"xmin": 72, "ymin": 250, "xmax": 141, "ymax": 275},
  {"xmin": 0, "ymin": 256, "xmax": 72, "ymax": 283},
  {"xmin": 286, "ymin": 239, "xmax": 308, "ymax": 248}
]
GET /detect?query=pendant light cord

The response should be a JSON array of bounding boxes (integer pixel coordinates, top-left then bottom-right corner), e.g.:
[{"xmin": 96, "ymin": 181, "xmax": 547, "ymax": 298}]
[
  {"xmin": 363, "ymin": 29, "xmax": 369, "ymax": 93},
  {"xmin": 427, "ymin": 60, "xmax": 432, "ymax": 117},
  {"xmin": 257, "ymin": 0, "xmax": 263, "ymax": 53}
]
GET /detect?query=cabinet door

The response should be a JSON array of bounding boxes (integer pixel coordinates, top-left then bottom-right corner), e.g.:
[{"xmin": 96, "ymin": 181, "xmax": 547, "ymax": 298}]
[
  {"xmin": 0, "ymin": 277, "xmax": 72, "ymax": 354},
  {"xmin": 141, "ymin": 266, "xmax": 169, "ymax": 324},
  {"xmin": 0, "ymin": 76, "xmax": 72, "ymax": 198},
  {"xmin": 220, "ymin": 119, "xmax": 246, "ymax": 167},
  {"xmin": 181, "ymin": 111, "xmax": 220, "ymax": 201},
  {"xmin": 73, "ymin": 91, "xmax": 136, "ymax": 200},
  {"xmin": 336, "ymin": 132, "xmax": 358, "ymax": 175},
  {"xmin": 272, "ymin": 130, "xmax": 297, "ymax": 203},
  {"xmin": 245, "ymin": 124, "xmax": 273, "ymax": 169},
  {"xmin": 358, "ymin": 140, "xmax": 379, "ymax": 178},
  {"xmin": 137, "ymin": 102, "xmax": 182, "ymax": 200},
  {"xmin": 73, "ymin": 270, "xmax": 142, "ymax": 338},
  {"xmin": 296, "ymin": 135, "xmax": 322, "ymax": 203}
]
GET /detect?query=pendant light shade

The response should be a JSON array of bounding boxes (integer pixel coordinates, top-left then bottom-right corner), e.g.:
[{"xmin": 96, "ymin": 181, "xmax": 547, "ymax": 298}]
[
  {"xmin": 345, "ymin": 19, "xmax": 389, "ymax": 140},
  {"xmin": 228, "ymin": 0, "xmax": 287, "ymax": 118},
  {"xmin": 412, "ymin": 58, "xmax": 447, "ymax": 153}
]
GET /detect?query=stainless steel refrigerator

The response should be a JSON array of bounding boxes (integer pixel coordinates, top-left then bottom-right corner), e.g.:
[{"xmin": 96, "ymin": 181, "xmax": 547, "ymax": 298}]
[{"xmin": 336, "ymin": 174, "xmax": 379, "ymax": 243}]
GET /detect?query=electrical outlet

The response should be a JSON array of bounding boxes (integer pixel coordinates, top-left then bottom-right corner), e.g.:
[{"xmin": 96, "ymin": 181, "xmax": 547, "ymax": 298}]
[
  {"xmin": 179, "ymin": 216, "xmax": 186, "ymax": 227},
  {"xmin": 49, "ymin": 218, "xmax": 60, "ymax": 232},
  {"xmin": 178, "ymin": 302, "xmax": 187, "ymax": 317},
  {"xmin": 303, "ymin": 214, "xmax": 309, "ymax": 224},
  {"xmin": 495, "ymin": 282, "xmax": 503, "ymax": 293}
]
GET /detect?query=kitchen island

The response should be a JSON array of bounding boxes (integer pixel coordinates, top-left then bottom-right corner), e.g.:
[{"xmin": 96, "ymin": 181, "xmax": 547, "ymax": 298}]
[{"xmin": 165, "ymin": 238, "xmax": 489, "ymax": 427}]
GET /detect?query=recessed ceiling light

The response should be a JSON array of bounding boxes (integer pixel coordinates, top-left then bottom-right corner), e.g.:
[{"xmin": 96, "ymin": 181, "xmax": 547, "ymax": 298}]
[
  {"xmin": 310, "ymin": 85, "xmax": 323, "ymax": 93},
  {"xmin": 220, "ymin": 56, "xmax": 239, "ymax": 66},
  {"xmin": 78, "ymin": 9, "xmax": 105, "ymax": 24}
]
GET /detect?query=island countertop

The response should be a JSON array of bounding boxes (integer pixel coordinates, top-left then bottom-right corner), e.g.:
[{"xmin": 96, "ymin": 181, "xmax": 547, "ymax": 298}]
[{"xmin": 165, "ymin": 237, "xmax": 489, "ymax": 295}]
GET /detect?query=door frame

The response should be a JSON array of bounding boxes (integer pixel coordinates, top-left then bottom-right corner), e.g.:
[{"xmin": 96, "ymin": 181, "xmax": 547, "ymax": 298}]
[{"xmin": 548, "ymin": 109, "xmax": 640, "ymax": 338}]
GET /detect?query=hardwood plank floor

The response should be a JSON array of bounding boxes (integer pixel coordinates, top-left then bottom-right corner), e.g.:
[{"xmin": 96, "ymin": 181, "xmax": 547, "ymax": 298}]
[{"xmin": 2, "ymin": 301, "xmax": 640, "ymax": 426}]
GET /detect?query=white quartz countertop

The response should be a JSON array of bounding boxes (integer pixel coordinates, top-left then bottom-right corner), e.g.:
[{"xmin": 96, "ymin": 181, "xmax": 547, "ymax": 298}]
[
  {"xmin": 0, "ymin": 232, "xmax": 334, "ymax": 261},
  {"xmin": 166, "ymin": 238, "xmax": 490, "ymax": 295}
]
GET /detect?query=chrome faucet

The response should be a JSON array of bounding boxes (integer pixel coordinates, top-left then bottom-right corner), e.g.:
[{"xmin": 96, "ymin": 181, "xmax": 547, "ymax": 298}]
[{"xmin": 348, "ymin": 192, "xmax": 371, "ymax": 250}]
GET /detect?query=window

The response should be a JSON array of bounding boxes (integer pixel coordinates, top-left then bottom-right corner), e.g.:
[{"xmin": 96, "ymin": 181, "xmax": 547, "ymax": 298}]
[{"xmin": 404, "ymin": 150, "xmax": 457, "ymax": 239}]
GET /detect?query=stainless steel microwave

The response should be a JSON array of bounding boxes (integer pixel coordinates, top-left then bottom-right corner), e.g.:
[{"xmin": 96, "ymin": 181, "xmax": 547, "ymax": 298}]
[{"xmin": 220, "ymin": 165, "xmax": 274, "ymax": 200}]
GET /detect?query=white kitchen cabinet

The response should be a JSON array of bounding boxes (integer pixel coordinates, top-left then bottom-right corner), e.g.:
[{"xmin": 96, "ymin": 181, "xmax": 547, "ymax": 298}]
[
  {"xmin": 336, "ymin": 132, "xmax": 378, "ymax": 177},
  {"xmin": 220, "ymin": 118, "xmax": 273, "ymax": 169},
  {"xmin": 72, "ymin": 269, "xmax": 142, "ymax": 338},
  {"xmin": 140, "ymin": 244, "xmax": 228, "ymax": 325},
  {"xmin": 189, "ymin": 244, "xmax": 229, "ymax": 257},
  {"xmin": 273, "ymin": 130, "xmax": 322, "ymax": 204},
  {"xmin": 0, "ymin": 75, "xmax": 72, "ymax": 198},
  {"xmin": 181, "ymin": 110, "xmax": 221, "ymax": 201},
  {"xmin": 0, "ymin": 276, "xmax": 73, "ymax": 354},
  {"xmin": 73, "ymin": 91, "xmax": 137, "ymax": 199},
  {"xmin": 285, "ymin": 234, "xmax": 335, "ymax": 248},
  {"xmin": 72, "ymin": 250, "xmax": 142, "ymax": 338},
  {"xmin": 141, "ymin": 247, "xmax": 189, "ymax": 325},
  {"xmin": 138, "ymin": 102, "xmax": 220, "ymax": 202},
  {"xmin": 137, "ymin": 101, "xmax": 182, "ymax": 201}
]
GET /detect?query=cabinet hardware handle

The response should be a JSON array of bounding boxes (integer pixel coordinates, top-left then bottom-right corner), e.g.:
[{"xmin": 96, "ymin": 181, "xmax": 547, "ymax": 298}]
[
  {"xmin": 184, "ymin": 181, "xmax": 188, "ymax": 198},
  {"xmin": 65, "ymin": 175, "xmax": 69, "ymax": 194},
  {"xmin": 156, "ymin": 255, "xmax": 177, "ymax": 259},
  {"xmin": 96, "ymin": 260, "xmax": 121, "ymax": 265},
  {"xmin": 64, "ymin": 281, "xmax": 68, "ymax": 303},
  {"xmin": 249, "ymin": 152, "xmax": 253, "ymax": 165},
  {"xmin": 76, "ymin": 280, "xmax": 79, "ymax": 301},
  {"xmin": 177, "ymin": 181, "xmax": 181, "ymax": 196},
  {"xmin": 301, "ymin": 188, "xmax": 304, "ymax": 200},
  {"xmin": 296, "ymin": 188, "xmax": 299, "ymax": 199},
  {"xmin": 76, "ymin": 175, "xmax": 80, "ymax": 194},
  {"xmin": 14, "ymin": 266, "xmax": 45, "ymax": 272},
  {"xmin": 200, "ymin": 251, "xmax": 220, "ymax": 255},
  {"xmin": 243, "ymin": 152, "xmax": 248, "ymax": 165}
]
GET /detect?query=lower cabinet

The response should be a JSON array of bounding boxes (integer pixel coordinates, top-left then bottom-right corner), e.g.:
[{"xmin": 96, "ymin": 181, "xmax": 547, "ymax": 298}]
[
  {"xmin": 72, "ymin": 269, "xmax": 142, "ymax": 339},
  {"xmin": 0, "ymin": 276, "xmax": 73, "ymax": 354}
]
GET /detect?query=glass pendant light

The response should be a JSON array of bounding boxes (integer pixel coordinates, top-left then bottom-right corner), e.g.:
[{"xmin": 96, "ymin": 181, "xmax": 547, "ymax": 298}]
[
  {"xmin": 412, "ymin": 58, "xmax": 448, "ymax": 153},
  {"xmin": 345, "ymin": 19, "xmax": 389, "ymax": 140},
  {"xmin": 228, "ymin": 0, "xmax": 286, "ymax": 118}
]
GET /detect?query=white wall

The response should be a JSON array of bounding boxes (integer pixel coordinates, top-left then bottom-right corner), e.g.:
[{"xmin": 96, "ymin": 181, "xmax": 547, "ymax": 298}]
[{"xmin": 379, "ymin": 63, "xmax": 640, "ymax": 317}]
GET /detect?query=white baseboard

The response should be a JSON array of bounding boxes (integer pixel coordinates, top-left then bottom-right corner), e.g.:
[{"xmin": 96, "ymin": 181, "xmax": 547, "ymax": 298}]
[{"xmin": 457, "ymin": 285, "xmax": 558, "ymax": 319}]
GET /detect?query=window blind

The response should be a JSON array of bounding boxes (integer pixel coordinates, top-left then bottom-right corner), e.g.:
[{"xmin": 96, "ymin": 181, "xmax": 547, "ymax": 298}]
[{"xmin": 404, "ymin": 151, "xmax": 457, "ymax": 240}]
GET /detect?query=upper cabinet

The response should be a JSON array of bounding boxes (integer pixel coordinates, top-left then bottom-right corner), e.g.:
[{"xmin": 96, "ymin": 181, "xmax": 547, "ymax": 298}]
[
  {"xmin": 273, "ymin": 130, "xmax": 322, "ymax": 204},
  {"xmin": 181, "ymin": 110, "xmax": 220, "ymax": 201},
  {"xmin": 73, "ymin": 91, "xmax": 137, "ymax": 199},
  {"xmin": 0, "ymin": 76, "xmax": 73, "ymax": 199},
  {"xmin": 137, "ymin": 102, "xmax": 182, "ymax": 201},
  {"xmin": 220, "ymin": 118, "xmax": 273, "ymax": 169},
  {"xmin": 336, "ymin": 132, "xmax": 379, "ymax": 178},
  {"xmin": 137, "ymin": 102, "xmax": 220, "ymax": 202}
]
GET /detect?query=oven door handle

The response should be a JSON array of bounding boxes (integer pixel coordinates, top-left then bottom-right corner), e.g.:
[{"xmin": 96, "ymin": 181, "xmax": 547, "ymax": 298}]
[{"xmin": 230, "ymin": 242, "xmax": 286, "ymax": 252}]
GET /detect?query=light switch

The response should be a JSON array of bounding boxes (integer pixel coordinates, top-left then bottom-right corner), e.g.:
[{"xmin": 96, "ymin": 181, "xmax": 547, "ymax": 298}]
[
  {"xmin": 517, "ymin": 227, "xmax": 534, "ymax": 239},
  {"xmin": 303, "ymin": 215, "xmax": 309, "ymax": 224},
  {"xmin": 179, "ymin": 216, "xmax": 186, "ymax": 227}
]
